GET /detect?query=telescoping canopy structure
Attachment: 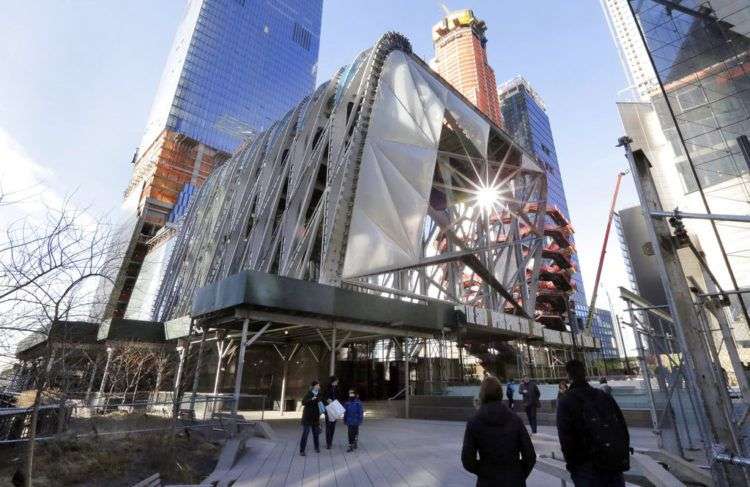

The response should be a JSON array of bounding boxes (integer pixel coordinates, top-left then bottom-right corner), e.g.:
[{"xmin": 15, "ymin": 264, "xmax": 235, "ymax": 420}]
[{"xmin": 152, "ymin": 32, "xmax": 596, "ymax": 350}]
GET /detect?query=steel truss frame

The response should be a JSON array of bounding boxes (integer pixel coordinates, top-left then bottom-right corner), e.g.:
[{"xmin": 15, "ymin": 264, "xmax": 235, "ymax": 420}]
[{"xmin": 152, "ymin": 32, "xmax": 558, "ymax": 334}]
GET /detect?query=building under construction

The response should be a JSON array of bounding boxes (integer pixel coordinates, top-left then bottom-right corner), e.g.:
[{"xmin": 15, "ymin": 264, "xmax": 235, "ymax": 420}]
[{"xmin": 10, "ymin": 33, "xmax": 603, "ymax": 421}]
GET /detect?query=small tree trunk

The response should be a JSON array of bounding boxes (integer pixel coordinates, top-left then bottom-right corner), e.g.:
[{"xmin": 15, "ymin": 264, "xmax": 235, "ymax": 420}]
[{"xmin": 25, "ymin": 344, "xmax": 54, "ymax": 487}]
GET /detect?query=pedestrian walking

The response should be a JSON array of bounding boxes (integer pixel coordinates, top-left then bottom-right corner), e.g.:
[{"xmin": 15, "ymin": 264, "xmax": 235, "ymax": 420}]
[
  {"xmin": 461, "ymin": 376, "xmax": 536, "ymax": 486},
  {"xmin": 599, "ymin": 377, "xmax": 613, "ymax": 395},
  {"xmin": 323, "ymin": 375, "xmax": 341, "ymax": 449},
  {"xmin": 519, "ymin": 375, "xmax": 540, "ymax": 434},
  {"xmin": 344, "ymin": 388, "xmax": 364, "ymax": 452},
  {"xmin": 506, "ymin": 378, "xmax": 515, "ymax": 410},
  {"xmin": 299, "ymin": 380, "xmax": 323, "ymax": 456},
  {"xmin": 557, "ymin": 360, "xmax": 630, "ymax": 486},
  {"xmin": 557, "ymin": 379, "xmax": 569, "ymax": 400}
]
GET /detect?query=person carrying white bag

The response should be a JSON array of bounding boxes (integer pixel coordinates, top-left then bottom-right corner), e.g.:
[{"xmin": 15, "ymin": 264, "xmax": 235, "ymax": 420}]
[
  {"xmin": 326, "ymin": 398, "xmax": 346, "ymax": 420},
  {"xmin": 323, "ymin": 376, "xmax": 342, "ymax": 449}
]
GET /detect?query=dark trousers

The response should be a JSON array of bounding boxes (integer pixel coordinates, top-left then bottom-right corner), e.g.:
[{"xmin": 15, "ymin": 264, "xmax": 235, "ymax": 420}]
[
  {"xmin": 525, "ymin": 405, "xmax": 537, "ymax": 433},
  {"xmin": 347, "ymin": 424, "xmax": 359, "ymax": 446},
  {"xmin": 570, "ymin": 467, "xmax": 625, "ymax": 487},
  {"xmin": 507, "ymin": 397, "xmax": 514, "ymax": 410},
  {"xmin": 325, "ymin": 417, "xmax": 336, "ymax": 447},
  {"xmin": 300, "ymin": 424, "xmax": 320, "ymax": 452}
]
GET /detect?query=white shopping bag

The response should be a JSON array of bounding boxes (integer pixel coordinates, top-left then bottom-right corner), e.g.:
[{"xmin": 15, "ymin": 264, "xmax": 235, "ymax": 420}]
[{"xmin": 325, "ymin": 399, "xmax": 346, "ymax": 420}]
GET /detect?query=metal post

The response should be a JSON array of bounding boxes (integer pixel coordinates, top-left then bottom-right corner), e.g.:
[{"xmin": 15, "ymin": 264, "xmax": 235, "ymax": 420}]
[
  {"xmin": 232, "ymin": 318, "xmax": 250, "ymax": 416},
  {"xmin": 630, "ymin": 311, "xmax": 659, "ymax": 435},
  {"xmin": 615, "ymin": 314, "xmax": 632, "ymax": 375},
  {"xmin": 403, "ymin": 338, "xmax": 410, "ymax": 419},
  {"xmin": 84, "ymin": 359, "xmax": 99, "ymax": 404},
  {"xmin": 97, "ymin": 347, "xmax": 114, "ymax": 399},
  {"xmin": 699, "ymin": 284, "xmax": 750, "ymax": 405},
  {"xmin": 280, "ymin": 359, "xmax": 289, "ymax": 415},
  {"xmin": 329, "ymin": 324, "xmax": 337, "ymax": 376},
  {"xmin": 623, "ymin": 140, "xmax": 747, "ymax": 485},
  {"xmin": 189, "ymin": 329, "xmax": 207, "ymax": 412},
  {"xmin": 173, "ymin": 345, "xmax": 187, "ymax": 397},
  {"xmin": 212, "ymin": 340, "xmax": 225, "ymax": 397}
]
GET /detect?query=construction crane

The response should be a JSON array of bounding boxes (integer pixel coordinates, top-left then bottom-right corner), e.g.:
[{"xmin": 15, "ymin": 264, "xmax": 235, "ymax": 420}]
[{"xmin": 584, "ymin": 170, "xmax": 628, "ymax": 331}]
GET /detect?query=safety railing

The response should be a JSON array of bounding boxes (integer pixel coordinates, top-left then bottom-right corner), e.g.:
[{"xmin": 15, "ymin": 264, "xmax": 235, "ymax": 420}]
[{"xmin": 0, "ymin": 394, "xmax": 264, "ymax": 444}]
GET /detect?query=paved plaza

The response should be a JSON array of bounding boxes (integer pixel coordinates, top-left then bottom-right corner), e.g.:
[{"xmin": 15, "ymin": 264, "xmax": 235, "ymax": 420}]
[{"xmin": 221, "ymin": 417, "xmax": 656, "ymax": 486}]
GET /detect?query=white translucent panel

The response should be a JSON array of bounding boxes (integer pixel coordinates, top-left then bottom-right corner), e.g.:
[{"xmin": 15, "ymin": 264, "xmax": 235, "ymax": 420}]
[
  {"xmin": 444, "ymin": 90, "xmax": 490, "ymax": 159},
  {"xmin": 344, "ymin": 207, "xmax": 414, "ymax": 277},
  {"xmin": 342, "ymin": 51, "xmax": 446, "ymax": 278},
  {"xmin": 351, "ymin": 143, "xmax": 413, "ymax": 252},
  {"xmin": 408, "ymin": 61, "xmax": 448, "ymax": 143},
  {"xmin": 368, "ymin": 66, "xmax": 433, "ymax": 149},
  {"xmin": 376, "ymin": 139, "xmax": 436, "ymax": 196},
  {"xmin": 380, "ymin": 51, "xmax": 445, "ymax": 147}
]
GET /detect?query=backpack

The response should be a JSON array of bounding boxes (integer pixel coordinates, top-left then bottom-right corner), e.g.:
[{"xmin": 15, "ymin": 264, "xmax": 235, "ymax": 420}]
[{"xmin": 570, "ymin": 387, "xmax": 630, "ymax": 471}]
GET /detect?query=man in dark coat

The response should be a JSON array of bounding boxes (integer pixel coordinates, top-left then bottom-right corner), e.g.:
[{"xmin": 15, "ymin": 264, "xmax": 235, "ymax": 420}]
[
  {"xmin": 462, "ymin": 376, "xmax": 536, "ymax": 487},
  {"xmin": 557, "ymin": 360, "xmax": 630, "ymax": 486},
  {"xmin": 519, "ymin": 375, "xmax": 540, "ymax": 434},
  {"xmin": 323, "ymin": 375, "xmax": 340, "ymax": 449},
  {"xmin": 299, "ymin": 380, "xmax": 323, "ymax": 456}
]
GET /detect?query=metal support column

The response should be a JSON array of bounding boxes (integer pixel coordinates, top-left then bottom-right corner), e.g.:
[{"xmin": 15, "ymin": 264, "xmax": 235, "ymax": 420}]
[
  {"xmin": 232, "ymin": 319, "xmax": 250, "ymax": 416},
  {"xmin": 403, "ymin": 338, "xmax": 410, "ymax": 419},
  {"xmin": 628, "ymin": 308, "xmax": 659, "ymax": 436},
  {"xmin": 97, "ymin": 346, "xmax": 114, "ymax": 400},
  {"xmin": 623, "ymin": 139, "xmax": 747, "ymax": 485},
  {"xmin": 173, "ymin": 344, "xmax": 187, "ymax": 399},
  {"xmin": 280, "ymin": 359, "xmax": 289, "ymax": 415},
  {"xmin": 84, "ymin": 358, "xmax": 99, "ymax": 404},
  {"xmin": 212, "ymin": 338, "xmax": 230, "ymax": 397},
  {"xmin": 279, "ymin": 343, "xmax": 299, "ymax": 415},
  {"xmin": 189, "ymin": 329, "xmax": 207, "ymax": 412},
  {"xmin": 213, "ymin": 342, "xmax": 224, "ymax": 397},
  {"xmin": 232, "ymin": 320, "xmax": 271, "ymax": 416},
  {"xmin": 697, "ymin": 280, "xmax": 750, "ymax": 405},
  {"xmin": 329, "ymin": 324, "xmax": 337, "ymax": 376}
]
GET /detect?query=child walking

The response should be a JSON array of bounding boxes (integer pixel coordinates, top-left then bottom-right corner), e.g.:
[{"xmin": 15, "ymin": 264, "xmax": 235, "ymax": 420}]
[{"xmin": 343, "ymin": 388, "xmax": 364, "ymax": 452}]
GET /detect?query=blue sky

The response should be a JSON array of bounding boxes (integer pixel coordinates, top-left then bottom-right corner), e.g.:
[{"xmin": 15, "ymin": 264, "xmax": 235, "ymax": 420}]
[{"xmin": 0, "ymin": 0, "xmax": 639, "ymax": 351}]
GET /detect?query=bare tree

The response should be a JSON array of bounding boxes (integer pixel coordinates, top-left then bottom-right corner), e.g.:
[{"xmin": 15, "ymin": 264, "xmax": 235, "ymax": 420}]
[{"xmin": 0, "ymin": 200, "xmax": 120, "ymax": 487}]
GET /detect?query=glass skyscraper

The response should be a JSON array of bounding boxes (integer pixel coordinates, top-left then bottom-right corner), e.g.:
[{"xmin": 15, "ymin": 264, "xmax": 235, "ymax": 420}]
[
  {"xmin": 591, "ymin": 308, "xmax": 618, "ymax": 358},
  {"xmin": 616, "ymin": 1, "xmax": 750, "ymax": 354},
  {"xmin": 140, "ymin": 0, "xmax": 322, "ymax": 156},
  {"xmin": 498, "ymin": 77, "xmax": 588, "ymax": 320},
  {"xmin": 129, "ymin": 0, "xmax": 322, "ymax": 219},
  {"xmin": 106, "ymin": 0, "xmax": 322, "ymax": 319}
]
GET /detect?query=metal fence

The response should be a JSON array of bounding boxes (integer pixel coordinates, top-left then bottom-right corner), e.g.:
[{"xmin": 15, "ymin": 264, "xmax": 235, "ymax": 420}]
[{"xmin": 0, "ymin": 393, "xmax": 269, "ymax": 444}]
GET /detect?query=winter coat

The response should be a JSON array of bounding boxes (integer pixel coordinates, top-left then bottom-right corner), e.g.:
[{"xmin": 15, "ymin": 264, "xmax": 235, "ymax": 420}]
[
  {"xmin": 323, "ymin": 383, "xmax": 340, "ymax": 405},
  {"xmin": 519, "ymin": 381, "xmax": 540, "ymax": 409},
  {"xmin": 343, "ymin": 398, "xmax": 364, "ymax": 426},
  {"xmin": 506, "ymin": 383, "xmax": 515, "ymax": 400},
  {"xmin": 301, "ymin": 390, "xmax": 323, "ymax": 426},
  {"xmin": 556, "ymin": 381, "xmax": 630, "ymax": 472},
  {"xmin": 461, "ymin": 401, "xmax": 536, "ymax": 487}
]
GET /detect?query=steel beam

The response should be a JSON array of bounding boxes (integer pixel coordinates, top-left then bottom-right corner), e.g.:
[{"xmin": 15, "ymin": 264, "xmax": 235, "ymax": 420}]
[
  {"xmin": 235, "ymin": 309, "xmax": 434, "ymax": 339},
  {"xmin": 232, "ymin": 319, "xmax": 249, "ymax": 415},
  {"xmin": 623, "ymin": 140, "xmax": 747, "ymax": 485}
]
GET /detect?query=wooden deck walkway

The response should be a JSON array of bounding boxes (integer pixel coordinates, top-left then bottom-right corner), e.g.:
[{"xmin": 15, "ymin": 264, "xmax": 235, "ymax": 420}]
[{"xmin": 224, "ymin": 418, "xmax": 586, "ymax": 486}]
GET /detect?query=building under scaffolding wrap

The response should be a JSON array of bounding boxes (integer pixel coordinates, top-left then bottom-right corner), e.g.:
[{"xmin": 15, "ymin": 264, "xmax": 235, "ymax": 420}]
[{"xmin": 132, "ymin": 32, "xmax": 600, "ymax": 401}]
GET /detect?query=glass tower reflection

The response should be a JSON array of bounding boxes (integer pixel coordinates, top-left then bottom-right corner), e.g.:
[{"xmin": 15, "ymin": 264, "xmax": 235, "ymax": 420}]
[
  {"xmin": 140, "ymin": 0, "xmax": 322, "ymax": 155},
  {"xmin": 498, "ymin": 77, "xmax": 589, "ymax": 323}
]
